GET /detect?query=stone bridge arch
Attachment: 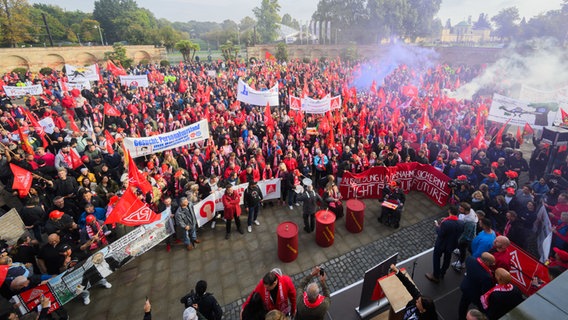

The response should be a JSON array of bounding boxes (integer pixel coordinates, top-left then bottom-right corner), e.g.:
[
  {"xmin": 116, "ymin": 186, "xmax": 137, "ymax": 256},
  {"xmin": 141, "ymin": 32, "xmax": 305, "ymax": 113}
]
[{"xmin": 4, "ymin": 55, "xmax": 30, "ymax": 70}]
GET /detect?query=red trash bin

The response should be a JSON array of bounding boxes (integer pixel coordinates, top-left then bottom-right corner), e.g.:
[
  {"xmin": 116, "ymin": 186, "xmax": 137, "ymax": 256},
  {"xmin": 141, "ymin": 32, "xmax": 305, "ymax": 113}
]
[
  {"xmin": 277, "ymin": 221, "xmax": 298, "ymax": 262},
  {"xmin": 315, "ymin": 210, "xmax": 336, "ymax": 247},
  {"xmin": 346, "ymin": 199, "xmax": 365, "ymax": 233}
]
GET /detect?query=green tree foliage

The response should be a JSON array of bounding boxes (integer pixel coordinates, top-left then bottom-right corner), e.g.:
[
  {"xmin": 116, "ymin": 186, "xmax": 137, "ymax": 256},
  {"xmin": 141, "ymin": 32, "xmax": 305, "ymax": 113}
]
[
  {"xmin": 0, "ymin": 0, "xmax": 35, "ymax": 47},
  {"xmin": 220, "ymin": 40, "xmax": 239, "ymax": 61},
  {"xmin": 275, "ymin": 42, "xmax": 288, "ymax": 61},
  {"xmin": 281, "ymin": 13, "xmax": 300, "ymax": 29},
  {"xmin": 104, "ymin": 43, "xmax": 133, "ymax": 68},
  {"xmin": 313, "ymin": 0, "xmax": 369, "ymax": 44},
  {"xmin": 93, "ymin": 0, "xmax": 160, "ymax": 44},
  {"xmin": 175, "ymin": 40, "xmax": 200, "ymax": 62},
  {"xmin": 491, "ymin": 7, "xmax": 520, "ymax": 41},
  {"xmin": 473, "ymin": 13, "xmax": 491, "ymax": 29},
  {"xmin": 253, "ymin": 0, "xmax": 281, "ymax": 43}
]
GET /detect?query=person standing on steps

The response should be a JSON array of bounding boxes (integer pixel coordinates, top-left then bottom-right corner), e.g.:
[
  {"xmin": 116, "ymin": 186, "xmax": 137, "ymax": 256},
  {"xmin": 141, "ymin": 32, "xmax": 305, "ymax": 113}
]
[
  {"xmin": 222, "ymin": 185, "xmax": 243, "ymax": 239},
  {"xmin": 426, "ymin": 206, "xmax": 464, "ymax": 283},
  {"xmin": 175, "ymin": 197, "xmax": 200, "ymax": 251},
  {"xmin": 244, "ymin": 180, "xmax": 263, "ymax": 233},
  {"xmin": 297, "ymin": 184, "xmax": 322, "ymax": 233}
]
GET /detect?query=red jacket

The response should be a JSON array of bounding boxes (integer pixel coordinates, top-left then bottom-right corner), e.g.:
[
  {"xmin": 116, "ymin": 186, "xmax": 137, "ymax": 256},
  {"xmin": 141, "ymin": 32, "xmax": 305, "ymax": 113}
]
[
  {"xmin": 242, "ymin": 273, "xmax": 297, "ymax": 316},
  {"xmin": 222, "ymin": 191, "xmax": 241, "ymax": 219}
]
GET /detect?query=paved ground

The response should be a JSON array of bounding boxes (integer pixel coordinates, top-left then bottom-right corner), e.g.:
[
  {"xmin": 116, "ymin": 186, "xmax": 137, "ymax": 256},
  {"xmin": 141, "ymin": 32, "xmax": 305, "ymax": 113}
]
[{"xmin": 65, "ymin": 192, "xmax": 446, "ymax": 319}]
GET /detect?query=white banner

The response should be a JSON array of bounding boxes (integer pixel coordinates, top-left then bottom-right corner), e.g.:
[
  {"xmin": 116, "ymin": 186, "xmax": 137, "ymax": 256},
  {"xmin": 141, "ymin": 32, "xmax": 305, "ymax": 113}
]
[
  {"xmin": 124, "ymin": 119, "xmax": 210, "ymax": 158},
  {"xmin": 2, "ymin": 85, "xmax": 43, "ymax": 96},
  {"xmin": 237, "ymin": 79, "xmax": 279, "ymax": 106},
  {"xmin": 65, "ymin": 64, "xmax": 100, "ymax": 82},
  {"xmin": 120, "ymin": 75, "xmax": 149, "ymax": 88},
  {"xmin": 193, "ymin": 178, "xmax": 282, "ymax": 227},
  {"xmin": 59, "ymin": 80, "xmax": 91, "ymax": 91},
  {"xmin": 289, "ymin": 95, "xmax": 341, "ymax": 113},
  {"xmin": 519, "ymin": 85, "xmax": 568, "ymax": 103},
  {"xmin": 488, "ymin": 93, "xmax": 559, "ymax": 129},
  {"xmin": 38, "ymin": 117, "xmax": 56, "ymax": 134}
]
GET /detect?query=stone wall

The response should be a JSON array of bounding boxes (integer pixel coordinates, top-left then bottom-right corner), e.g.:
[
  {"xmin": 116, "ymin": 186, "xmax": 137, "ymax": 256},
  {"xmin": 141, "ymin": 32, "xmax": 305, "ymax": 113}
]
[
  {"xmin": 0, "ymin": 45, "xmax": 167, "ymax": 72},
  {"xmin": 247, "ymin": 45, "xmax": 504, "ymax": 66}
]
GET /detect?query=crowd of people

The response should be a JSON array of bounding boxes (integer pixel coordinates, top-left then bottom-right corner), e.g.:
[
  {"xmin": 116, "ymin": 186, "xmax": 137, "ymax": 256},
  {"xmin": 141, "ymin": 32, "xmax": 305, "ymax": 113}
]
[{"xmin": 0, "ymin": 54, "xmax": 566, "ymax": 319}]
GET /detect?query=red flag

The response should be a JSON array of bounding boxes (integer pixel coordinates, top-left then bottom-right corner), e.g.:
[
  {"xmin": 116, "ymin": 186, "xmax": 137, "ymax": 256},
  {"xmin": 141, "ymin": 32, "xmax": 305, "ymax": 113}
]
[
  {"xmin": 69, "ymin": 148, "xmax": 83, "ymax": 169},
  {"xmin": 264, "ymin": 102, "xmax": 275, "ymax": 133},
  {"xmin": 16, "ymin": 124, "xmax": 34, "ymax": 155},
  {"xmin": 562, "ymin": 108, "xmax": 568, "ymax": 125},
  {"xmin": 401, "ymin": 85, "xmax": 418, "ymax": 97},
  {"xmin": 104, "ymin": 130, "xmax": 115, "ymax": 155},
  {"xmin": 68, "ymin": 113, "xmax": 81, "ymax": 133},
  {"xmin": 516, "ymin": 127, "xmax": 523, "ymax": 145},
  {"xmin": 106, "ymin": 60, "xmax": 127, "ymax": 76},
  {"xmin": 105, "ymin": 188, "xmax": 160, "ymax": 226},
  {"xmin": 370, "ymin": 80, "xmax": 377, "ymax": 95},
  {"xmin": 127, "ymin": 150, "xmax": 152, "ymax": 194},
  {"xmin": 460, "ymin": 145, "xmax": 472, "ymax": 164},
  {"xmin": 104, "ymin": 102, "xmax": 122, "ymax": 117},
  {"xmin": 23, "ymin": 110, "xmax": 48, "ymax": 149},
  {"xmin": 523, "ymin": 123, "xmax": 534, "ymax": 135},
  {"xmin": 265, "ymin": 51, "xmax": 276, "ymax": 61},
  {"xmin": 495, "ymin": 118, "xmax": 511, "ymax": 145},
  {"xmin": 10, "ymin": 164, "xmax": 32, "ymax": 197},
  {"xmin": 178, "ymin": 78, "xmax": 188, "ymax": 94}
]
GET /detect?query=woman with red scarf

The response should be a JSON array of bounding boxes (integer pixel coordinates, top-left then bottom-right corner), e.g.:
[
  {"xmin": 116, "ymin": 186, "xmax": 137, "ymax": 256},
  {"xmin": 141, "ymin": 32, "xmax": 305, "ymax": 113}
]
[{"xmin": 222, "ymin": 185, "xmax": 243, "ymax": 240}]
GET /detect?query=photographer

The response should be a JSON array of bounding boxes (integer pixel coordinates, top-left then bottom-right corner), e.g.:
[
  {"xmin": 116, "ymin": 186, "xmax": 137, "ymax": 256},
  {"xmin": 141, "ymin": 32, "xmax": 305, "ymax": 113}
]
[{"xmin": 295, "ymin": 266, "xmax": 330, "ymax": 320}]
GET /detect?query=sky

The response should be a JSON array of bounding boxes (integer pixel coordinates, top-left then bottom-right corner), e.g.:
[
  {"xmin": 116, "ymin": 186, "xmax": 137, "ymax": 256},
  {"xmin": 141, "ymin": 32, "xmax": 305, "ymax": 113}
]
[{"xmin": 30, "ymin": 0, "xmax": 563, "ymax": 25}]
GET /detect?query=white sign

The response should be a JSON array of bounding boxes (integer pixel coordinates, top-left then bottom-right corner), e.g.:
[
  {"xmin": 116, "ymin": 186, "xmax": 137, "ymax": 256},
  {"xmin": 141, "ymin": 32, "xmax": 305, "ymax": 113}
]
[
  {"xmin": 519, "ymin": 85, "xmax": 568, "ymax": 103},
  {"xmin": 488, "ymin": 93, "xmax": 559, "ymax": 129},
  {"xmin": 65, "ymin": 64, "xmax": 100, "ymax": 82},
  {"xmin": 2, "ymin": 85, "xmax": 43, "ymax": 96},
  {"xmin": 289, "ymin": 95, "xmax": 341, "ymax": 113},
  {"xmin": 119, "ymin": 75, "xmax": 149, "ymax": 88},
  {"xmin": 38, "ymin": 117, "xmax": 56, "ymax": 134},
  {"xmin": 123, "ymin": 119, "xmax": 210, "ymax": 158},
  {"xmin": 237, "ymin": 79, "xmax": 279, "ymax": 106},
  {"xmin": 59, "ymin": 80, "xmax": 91, "ymax": 91},
  {"xmin": 193, "ymin": 178, "xmax": 282, "ymax": 227}
]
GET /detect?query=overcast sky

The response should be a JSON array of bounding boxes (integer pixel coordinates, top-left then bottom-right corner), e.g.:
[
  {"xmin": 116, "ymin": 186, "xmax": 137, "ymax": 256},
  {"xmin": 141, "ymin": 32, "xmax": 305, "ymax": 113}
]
[{"xmin": 31, "ymin": 0, "xmax": 563, "ymax": 25}]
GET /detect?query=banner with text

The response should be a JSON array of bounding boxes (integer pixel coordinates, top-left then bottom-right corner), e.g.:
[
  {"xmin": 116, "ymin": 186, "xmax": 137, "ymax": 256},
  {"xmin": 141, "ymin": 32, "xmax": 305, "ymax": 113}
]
[
  {"xmin": 14, "ymin": 210, "xmax": 173, "ymax": 315},
  {"xmin": 338, "ymin": 162, "xmax": 451, "ymax": 206},
  {"xmin": 39, "ymin": 117, "xmax": 56, "ymax": 135},
  {"xmin": 59, "ymin": 80, "xmax": 91, "ymax": 91},
  {"xmin": 488, "ymin": 93, "xmax": 559, "ymax": 129},
  {"xmin": 508, "ymin": 243, "xmax": 550, "ymax": 296},
  {"xmin": 124, "ymin": 119, "xmax": 210, "ymax": 158},
  {"xmin": 120, "ymin": 75, "xmax": 149, "ymax": 88},
  {"xmin": 236, "ymin": 79, "xmax": 279, "ymax": 106},
  {"xmin": 2, "ymin": 85, "xmax": 43, "ymax": 96},
  {"xmin": 193, "ymin": 178, "xmax": 281, "ymax": 227},
  {"xmin": 65, "ymin": 64, "xmax": 100, "ymax": 82},
  {"xmin": 289, "ymin": 95, "xmax": 342, "ymax": 113}
]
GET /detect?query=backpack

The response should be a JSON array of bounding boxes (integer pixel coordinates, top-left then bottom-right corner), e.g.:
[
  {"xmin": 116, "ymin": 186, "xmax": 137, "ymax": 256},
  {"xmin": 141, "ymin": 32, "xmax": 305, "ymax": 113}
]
[{"xmin": 180, "ymin": 289, "xmax": 201, "ymax": 308}]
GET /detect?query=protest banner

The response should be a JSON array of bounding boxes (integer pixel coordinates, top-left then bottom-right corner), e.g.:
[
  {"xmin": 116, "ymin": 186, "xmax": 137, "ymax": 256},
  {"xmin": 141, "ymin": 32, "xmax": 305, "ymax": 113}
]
[
  {"xmin": 13, "ymin": 210, "xmax": 173, "ymax": 315},
  {"xmin": 488, "ymin": 93, "xmax": 559, "ymax": 129},
  {"xmin": 338, "ymin": 162, "xmax": 451, "ymax": 206},
  {"xmin": 0, "ymin": 209, "xmax": 26, "ymax": 245},
  {"xmin": 119, "ymin": 75, "xmax": 149, "ymax": 88},
  {"xmin": 519, "ymin": 84, "xmax": 568, "ymax": 103},
  {"xmin": 193, "ymin": 178, "xmax": 281, "ymax": 227},
  {"xmin": 236, "ymin": 79, "xmax": 279, "ymax": 106},
  {"xmin": 38, "ymin": 117, "xmax": 56, "ymax": 134},
  {"xmin": 289, "ymin": 95, "xmax": 342, "ymax": 113},
  {"xmin": 2, "ymin": 85, "xmax": 43, "ymax": 96},
  {"xmin": 123, "ymin": 119, "xmax": 210, "ymax": 158},
  {"xmin": 59, "ymin": 80, "xmax": 91, "ymax": 91},
  {"xmin": 65, "ymin": 64, "xmax": 100, "ymax": 82},
  {"xmin": 508, "ymin": 243, "xmax": 550, "ymax": 296}
]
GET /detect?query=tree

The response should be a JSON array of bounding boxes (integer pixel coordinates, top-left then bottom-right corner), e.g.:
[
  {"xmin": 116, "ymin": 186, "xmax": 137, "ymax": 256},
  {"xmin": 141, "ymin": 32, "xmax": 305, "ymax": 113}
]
[
  {"xmin": 491, "ymin": 7, "xmax": 520, "ymax": 41},
  {"xmin": 104, "ymin": 43, "xmax": 133, "ymax": 68},
  {"xmin": 473, "ymin": 13, "xmax": 491, "ymax": 29},
  {"xmin": 220, "ymin": 40, "xmax": 239, "ymax": 61},
  {"xmin": 275, "ymin": 42, "xmax": 288, "ymax": 61},
  {"xmin": 313, "ymin": 0, "xmax": 369, "ymax": 44},
  {"xmin": 281, "ymin": 13, "xmax": 300, "ymax": 29},
  {"xmin": 0, "ymin": 0, "xmax": 35, "ymax": 47},
  {"xmin": 253, "ymin": 0, "xmax": 281, "ymax": 43},
  {"xmin": 175, "ymin": 40, "xmax": 200, "ymax": 62}
]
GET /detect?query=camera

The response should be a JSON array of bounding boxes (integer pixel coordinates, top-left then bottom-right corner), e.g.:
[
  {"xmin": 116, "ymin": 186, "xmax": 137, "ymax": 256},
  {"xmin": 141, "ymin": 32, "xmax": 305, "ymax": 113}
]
[{"xmin": 319, "ymin": 267, "xmax": 325, "ymax": 277}]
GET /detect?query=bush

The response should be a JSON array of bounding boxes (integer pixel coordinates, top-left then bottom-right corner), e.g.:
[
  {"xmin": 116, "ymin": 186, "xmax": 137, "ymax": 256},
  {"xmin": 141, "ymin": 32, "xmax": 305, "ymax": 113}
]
[
  {"xmin": 12, "ymin": 67, "xmax": 27, "ymax": 78},
  {"xmin": 302, "ymin": 57, "xmax": 310, "ymax": 63},
  {"xmin": 160, "ymin": 60, "xmax": 170, "ymax": 67},
  {"xmin": 39, "ymin": 67, "xmax": 53, "ymax": 76},
  {"xmin": 139, "ymin": 59, "xmax": 149, "ymax": 66}
]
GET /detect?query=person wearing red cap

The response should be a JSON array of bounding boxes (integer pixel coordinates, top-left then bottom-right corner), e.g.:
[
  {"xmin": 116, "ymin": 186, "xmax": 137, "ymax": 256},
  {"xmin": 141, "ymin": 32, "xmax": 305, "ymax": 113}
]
[
  {"xmin": 79, "ymin": 215, "xmax": 110, "ymax": 254},
  {"xmin": 545, "ymin": 168, "xmax": 568, "ymax": 190},
  {"xmin": 379, "ymin": 180, "xmax": 406, "ymax": 228},
  {"xmin": 431, "ymin": 156, "xmax": 445, "ymax": 172},
  {"xmin": 480, "ymin": 173, "xmax": 501, "ymax": 198},
  {"xmin": 549, "ymin": 247, "xmax": 568, "ymax": 269},
  {"xmin": 44, "ymin": 209, "xmax": 78, "ymax": 243}
]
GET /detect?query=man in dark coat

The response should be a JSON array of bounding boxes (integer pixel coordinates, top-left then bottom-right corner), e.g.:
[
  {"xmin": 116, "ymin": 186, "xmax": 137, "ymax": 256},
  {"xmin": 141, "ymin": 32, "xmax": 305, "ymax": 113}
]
[
  {"xmin": 481, "ymin": 268, "xmax": 523, "ymax": 320},
  {"xmin": 458, "ymin": 252, "xmax": 495, "ymax": 320},
  {"xmin": 296, "ymin": 185, "xmax": 322, "ymax": 233},
  {"xmin": 426, "ymin": 206, "xmax": 464, "ymax": 283},
  {"xmin": 295, "ymin": 267, "xmax": 330, "ymax": 320}
]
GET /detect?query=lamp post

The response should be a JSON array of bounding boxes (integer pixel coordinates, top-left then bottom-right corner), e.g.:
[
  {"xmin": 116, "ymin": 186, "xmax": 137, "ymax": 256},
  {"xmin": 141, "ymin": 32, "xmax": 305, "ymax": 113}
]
[
  {"xmin": 237, "ymin": 25, "xmax": 240, "ymax": 47},
  {"xmin": 94, "ymin": 25, "xmax": 104, "ymax": 46}
]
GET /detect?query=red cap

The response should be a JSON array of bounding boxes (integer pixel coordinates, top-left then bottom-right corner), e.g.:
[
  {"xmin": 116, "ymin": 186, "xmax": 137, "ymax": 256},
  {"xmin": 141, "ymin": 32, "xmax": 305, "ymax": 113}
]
[
  {"xmin": 553, "ymin": 247, "xmax": 568, "ymax": 261},
  {"xmin": 505, "ymin": 170, "xmax": 518, "ymax": 178},
  {"xmin": 450, "ymin": 160, "xmax": 457, "ymax": 165},
  {"xmin": 488, "ymin": 173, "xmax": 497, "ymax": 179},
  {"xmin": 49, "ymin": 210, "xmax": 64, "ymax": 220},
  {"xmin": 174, "ymin": 169, "xmax": 183, "ymax": 178},
  {"xmin": 491, "ymin": 162, "xmax": 499, "ymax": 168},
  {"xmin": 86, "ymin": 214, "xmax": 96, "ymax": 224},
  {"xmin": 389, "ymin": 180, "xmax": 398, "ymax": 187},
  {"xmin": 108, "ymin": 195, "xmax": 119, "ymax": 206},
  {"xmin": 154, "ymin": 174, "xmax": 162, "ymax": 181},
  {"xmin": 506, "ymin": 187, "xmax": 516, "ymax": 194},
  {"xmin": 147, "ymin": 161, "xmax": 155, "ymax": 169},
  {"xmin": 457, "ymin": 175, "xmax": 468, "ymax": 181},
  {"xmin": 474, "ymin": 160, "xmax": 481, "ymax": 165},
  {"xmin": 553, "ymin": 169, "xmax": 562, "ymax": 175},
  {"xmin": 81, "ymin": 155, "xmax": 89, "ymax": 162}
]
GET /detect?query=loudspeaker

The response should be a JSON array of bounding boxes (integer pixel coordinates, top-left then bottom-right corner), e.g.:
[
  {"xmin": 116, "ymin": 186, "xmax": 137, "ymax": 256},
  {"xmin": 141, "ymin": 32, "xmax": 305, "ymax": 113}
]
[{"xmin": 541, "ymin": 126, "xmax": 568, "ymax": 146}]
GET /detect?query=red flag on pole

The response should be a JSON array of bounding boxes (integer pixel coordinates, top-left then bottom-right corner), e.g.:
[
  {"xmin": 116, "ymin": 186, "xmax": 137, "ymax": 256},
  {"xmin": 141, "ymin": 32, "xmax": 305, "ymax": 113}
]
[
  {"xmin": 401, "ymin": 85, "xmax": 418, "ymax": 97},
  {"xmin": 23, "ymin": 110, "xmax": 48, "ymax": 148},
  {"xmin": 264, "ymin": 102, "xmax": 275, "ymax": 133},
  {"xmin": 460, "ymin": 144, "xmax": 472, "ymax": 164},
  {"xmin": 516, "ymin": 126, "xmax": 523, "ymax": 145},
  {"xmin": 265, "ymin": 51, "xmax": 276, "ymax": 61},
  {"xmin": 127, "ymin": 150, "xmax": 153, "ymax": 194},
  {"xmin": 105, "ymin": 188, "xmax": 160, "ymax": 226},
  {"xmin": 16, "ymin": 124, "xmax": 34, "ymax": 155},
  {"xmin": 523, "ymin": 123, "xmax": 534, "ymax": 136},
  {"xmin": 495, "ymin": 118, "xmax": 511, "ymax": 145},
  {"xmin": 68, "ymin": 113, "xmax": 81, "ymax": 133},
  {"xmin": 104, "ymin": 102, "xmax": 122, "ymax": 117},
  {"xmin": 69, "ymin": 148, "xmax": 83, "ymax": 169},
  {"xmin": 106, "ymin": 60, "xmax": 127, "ymax": 76},
  {"xmin": 104, "ymin": 130, "xmax": 115, "ymax": 155},
  {"xmin": 10, "ymin": 164, "xmax": 32, "ymax": 197}
]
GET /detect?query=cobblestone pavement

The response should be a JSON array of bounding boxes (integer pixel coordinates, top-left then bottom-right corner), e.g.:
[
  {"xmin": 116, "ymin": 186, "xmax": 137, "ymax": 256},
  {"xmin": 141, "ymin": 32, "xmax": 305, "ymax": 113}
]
[{"xmin": 65, "ymin": 192, "xmax": 447, "ymax": 320}]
